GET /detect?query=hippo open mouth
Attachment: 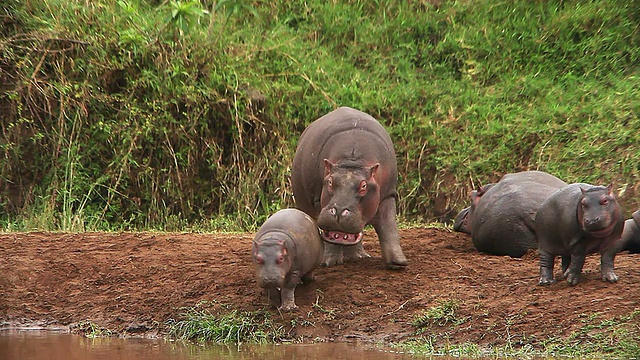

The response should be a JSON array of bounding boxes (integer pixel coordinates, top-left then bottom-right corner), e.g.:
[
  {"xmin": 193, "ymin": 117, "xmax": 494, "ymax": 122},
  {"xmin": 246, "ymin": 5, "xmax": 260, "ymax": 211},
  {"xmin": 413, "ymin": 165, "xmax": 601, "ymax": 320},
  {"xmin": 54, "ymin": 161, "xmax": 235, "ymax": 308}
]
[{"xmin": 321, "ymin": 230, "xmax": 363, "ymax": 245}]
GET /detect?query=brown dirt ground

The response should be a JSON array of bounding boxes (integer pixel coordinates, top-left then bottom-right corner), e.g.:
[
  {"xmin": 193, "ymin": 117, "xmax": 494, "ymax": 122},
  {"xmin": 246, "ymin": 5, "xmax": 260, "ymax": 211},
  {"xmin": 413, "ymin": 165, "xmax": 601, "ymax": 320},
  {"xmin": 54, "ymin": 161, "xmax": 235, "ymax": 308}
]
[{"xmin": 0, "ymin": 229, "xmax": 638, "ymax": 348}]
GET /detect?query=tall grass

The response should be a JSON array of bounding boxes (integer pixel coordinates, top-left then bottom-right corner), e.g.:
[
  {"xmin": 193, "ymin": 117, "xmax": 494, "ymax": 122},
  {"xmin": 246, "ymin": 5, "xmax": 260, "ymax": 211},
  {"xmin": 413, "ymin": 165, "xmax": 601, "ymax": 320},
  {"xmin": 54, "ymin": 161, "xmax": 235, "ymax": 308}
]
[{"xmin": 1, "ymin": 0, "xmax": 639, "ymax": 231}]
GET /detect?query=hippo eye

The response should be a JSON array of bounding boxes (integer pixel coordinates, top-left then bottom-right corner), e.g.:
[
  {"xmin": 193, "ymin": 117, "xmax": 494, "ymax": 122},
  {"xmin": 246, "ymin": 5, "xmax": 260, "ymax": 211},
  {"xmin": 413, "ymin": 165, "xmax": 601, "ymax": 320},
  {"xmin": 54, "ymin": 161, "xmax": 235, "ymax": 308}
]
[
  {"xmin": 327, "ymin": 178, "xmax": 333, "ymax": 191},
  {"xmin": 358, "ymin": 180, "xmax": 367, "ymax": 196},
  {"xmin": 255, "ymin": 254, "xmax": 264, "ymax": 264},
  {"xmin": 601, "ymin": 198, "xmax": 609, "ymax": 206},
  {"xmin": 276, "ymin": 255, "xmax": 284, "ymax": 264}
]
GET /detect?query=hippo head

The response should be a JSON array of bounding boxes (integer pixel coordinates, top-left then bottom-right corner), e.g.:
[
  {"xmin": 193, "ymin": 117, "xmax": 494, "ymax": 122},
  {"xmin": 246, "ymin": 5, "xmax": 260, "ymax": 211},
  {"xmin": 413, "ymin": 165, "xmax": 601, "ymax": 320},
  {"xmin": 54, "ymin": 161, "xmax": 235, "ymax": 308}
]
[
  {"xmin": 317, "ymin": 159, "xmax": 380, "ymax": 245},
  {"xmin": 453, "ymin": 183, "xmax": 494, "ymax": 233},
  {"xmin": 252, "ymin": 235, "xmax": 292, "ymax": 288},
  {"xmin": 578, "ymin": 185, "xmax": 621, "ymax": 238}
]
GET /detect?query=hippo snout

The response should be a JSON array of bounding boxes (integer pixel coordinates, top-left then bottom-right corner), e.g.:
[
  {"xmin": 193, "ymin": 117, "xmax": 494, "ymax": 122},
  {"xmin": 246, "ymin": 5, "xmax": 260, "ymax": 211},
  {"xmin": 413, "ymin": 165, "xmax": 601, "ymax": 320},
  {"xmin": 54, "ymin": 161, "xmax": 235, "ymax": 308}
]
[
  {"xmin": 256, "ymin": 274, "xmax": 284, "ymax": 289},
  {"xmin": 318, "ymin": 204, "xmax": 363, "ymax": 235},
  {"xmin": 584, "ymin": 217, "xmax": 602, "ymax": 228},
  {"xmin": 328, "ymin": 206, "xmax": 351, "ymax": 221}
]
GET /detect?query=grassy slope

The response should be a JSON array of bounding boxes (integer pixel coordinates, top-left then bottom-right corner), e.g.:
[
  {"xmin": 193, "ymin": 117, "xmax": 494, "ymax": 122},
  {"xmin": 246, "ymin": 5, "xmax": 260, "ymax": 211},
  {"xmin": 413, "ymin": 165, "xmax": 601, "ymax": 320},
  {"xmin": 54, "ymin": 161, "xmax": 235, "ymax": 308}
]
[{"xmin": 1, "ymin": 0, "xmax": 639, "ymax": 231}]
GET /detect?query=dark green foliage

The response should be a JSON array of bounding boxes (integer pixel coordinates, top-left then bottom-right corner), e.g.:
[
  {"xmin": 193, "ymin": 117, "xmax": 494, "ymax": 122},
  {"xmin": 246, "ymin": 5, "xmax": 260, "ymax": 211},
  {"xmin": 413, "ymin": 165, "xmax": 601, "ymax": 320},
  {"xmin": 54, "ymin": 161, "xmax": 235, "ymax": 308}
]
[{"xmin": 1, "ymin": 0, "xmax": 639, "ymax": 231}]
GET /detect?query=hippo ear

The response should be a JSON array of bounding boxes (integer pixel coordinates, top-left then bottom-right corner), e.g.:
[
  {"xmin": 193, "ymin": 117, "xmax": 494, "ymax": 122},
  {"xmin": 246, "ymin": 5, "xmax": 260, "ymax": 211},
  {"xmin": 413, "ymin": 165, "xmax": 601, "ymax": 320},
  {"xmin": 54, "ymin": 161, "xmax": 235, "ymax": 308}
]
[
  {"xmin": 580, "ymin": 187, "xmax": 587, "ymax": 195},
  {"xmin": 606, "ymin": 183, "xmax": 614, "ymax": 196},
  {"xmin": 368, "ymin": 163, "xmax": 380, "ymax": 179},
  {"xmin": 323, "ymin": 159, "xmax": 334, "ymax": 177}
]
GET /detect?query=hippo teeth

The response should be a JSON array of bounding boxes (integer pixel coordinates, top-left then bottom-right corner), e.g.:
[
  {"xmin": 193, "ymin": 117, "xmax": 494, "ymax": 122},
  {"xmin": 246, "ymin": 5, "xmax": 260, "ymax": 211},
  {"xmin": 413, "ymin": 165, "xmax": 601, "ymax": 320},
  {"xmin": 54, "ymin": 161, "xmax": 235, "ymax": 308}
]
[{"xmin": 321, "ymin": 230, "xmax": 363, "ymax": 245}]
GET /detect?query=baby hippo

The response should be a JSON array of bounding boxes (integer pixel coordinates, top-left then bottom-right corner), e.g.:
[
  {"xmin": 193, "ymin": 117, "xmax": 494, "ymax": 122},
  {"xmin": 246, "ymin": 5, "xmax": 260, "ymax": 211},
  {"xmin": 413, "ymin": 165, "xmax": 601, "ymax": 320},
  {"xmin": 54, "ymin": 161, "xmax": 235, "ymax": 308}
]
[
  {"xmin": 536, "ymin": 184, "xmax": 624, "ymax": 286},
  {"xmin": 252, "ymin": 209, "xmax": 324, "ymax": 311}
]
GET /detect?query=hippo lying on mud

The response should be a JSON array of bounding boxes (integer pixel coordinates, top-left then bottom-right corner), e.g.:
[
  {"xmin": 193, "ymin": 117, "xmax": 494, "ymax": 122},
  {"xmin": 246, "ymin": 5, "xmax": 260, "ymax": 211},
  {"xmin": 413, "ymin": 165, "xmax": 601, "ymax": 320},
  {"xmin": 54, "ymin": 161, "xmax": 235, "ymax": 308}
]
[
  {"xmin": 453, "ymin": 171, "xmax": 567, "ymax": 257},
  {"xmin": 291, "ymin": 106, "xmax": 407, "ymax": 268},
  {"xmin": 252, "ymin": 209, "xmax": 324, "ymax": 311},
  {"xmin": 620, "ymin": 209, "xmax": 640, "ymax": 254},
  {"xmin": 536, "ymin": 184, "xmax": 624, "ymax": 286}
]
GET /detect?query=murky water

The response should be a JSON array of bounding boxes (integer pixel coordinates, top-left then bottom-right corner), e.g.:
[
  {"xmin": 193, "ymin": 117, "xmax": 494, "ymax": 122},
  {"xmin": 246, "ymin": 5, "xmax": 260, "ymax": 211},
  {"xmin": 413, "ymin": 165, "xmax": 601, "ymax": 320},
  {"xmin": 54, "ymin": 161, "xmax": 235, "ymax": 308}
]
[{"xmin": 0, "ymin": 330, "xmax": 419, "ymax": 360}]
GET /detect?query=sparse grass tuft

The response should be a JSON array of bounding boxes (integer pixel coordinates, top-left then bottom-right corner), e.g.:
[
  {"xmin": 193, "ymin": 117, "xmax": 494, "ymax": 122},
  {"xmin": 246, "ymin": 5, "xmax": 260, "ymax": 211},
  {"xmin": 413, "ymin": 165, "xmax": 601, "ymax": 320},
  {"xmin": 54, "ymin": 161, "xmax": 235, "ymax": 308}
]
[
  {"xmin": 166, "ymin": 302, "xmax": 285, "ymax": 344},
  {"xmin": 412, "ymin": 299, "xmax": 468, "ymax": 329}
]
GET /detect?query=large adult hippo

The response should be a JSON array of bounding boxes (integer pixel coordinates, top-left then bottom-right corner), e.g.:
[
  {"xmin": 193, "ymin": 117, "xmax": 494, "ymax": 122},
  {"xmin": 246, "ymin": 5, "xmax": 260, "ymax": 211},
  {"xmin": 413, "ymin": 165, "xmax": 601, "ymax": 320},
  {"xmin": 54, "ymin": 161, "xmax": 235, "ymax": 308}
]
[
  {"xmin": 618, "ymin": 209, "xmax": 640, "ymax": 254},
  {"xmin": 453, "ymin": 171, "xmax": 567, "ymax": 257},
  {"xmin": 536, "ymin": 184, "xmax": 625, "ymax": 286},
  {"xmin": 291, "ymin": 106, "xmax": 407, "ymax": 268}
]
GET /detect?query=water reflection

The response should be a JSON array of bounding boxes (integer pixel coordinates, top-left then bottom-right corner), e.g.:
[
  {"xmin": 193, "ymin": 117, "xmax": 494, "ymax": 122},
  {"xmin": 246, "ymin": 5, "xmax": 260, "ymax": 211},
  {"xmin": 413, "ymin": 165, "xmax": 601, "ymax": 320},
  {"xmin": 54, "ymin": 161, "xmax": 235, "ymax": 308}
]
[{"xmin": 0, "ymin": 330, "xmax": 417, "ymax": 360}]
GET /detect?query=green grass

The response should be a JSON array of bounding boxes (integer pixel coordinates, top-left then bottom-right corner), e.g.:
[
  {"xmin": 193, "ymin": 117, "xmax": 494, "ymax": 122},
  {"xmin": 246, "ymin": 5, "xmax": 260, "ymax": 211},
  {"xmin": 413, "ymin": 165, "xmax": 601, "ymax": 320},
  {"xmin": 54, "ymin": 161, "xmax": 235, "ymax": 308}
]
[
  {"xmin": 166, "ymin": 302, "xmax": 286, "ymax": 344},
  {"xmin": 412, "ymin": 299, "xmax": 468, "ymax": 329},
  {"xmin": 399, "ymin": 307, "xmax": 640, "ymax": 358},
  {"xmin": 1, "ymin": 0, "xmax": 639, "ymax": 231}
]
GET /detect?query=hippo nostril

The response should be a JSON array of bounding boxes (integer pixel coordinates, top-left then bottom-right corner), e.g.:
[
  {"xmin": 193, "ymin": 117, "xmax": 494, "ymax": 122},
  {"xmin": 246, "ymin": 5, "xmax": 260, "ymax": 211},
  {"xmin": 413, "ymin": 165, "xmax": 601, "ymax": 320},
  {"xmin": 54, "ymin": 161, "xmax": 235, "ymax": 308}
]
[
  {"xmin": 329, "ymin": 207, "xmax": 337, "ymax": 216},
  {"xmin": 341, "ymin": 209, "xmax": 350, "ymax": 217}
]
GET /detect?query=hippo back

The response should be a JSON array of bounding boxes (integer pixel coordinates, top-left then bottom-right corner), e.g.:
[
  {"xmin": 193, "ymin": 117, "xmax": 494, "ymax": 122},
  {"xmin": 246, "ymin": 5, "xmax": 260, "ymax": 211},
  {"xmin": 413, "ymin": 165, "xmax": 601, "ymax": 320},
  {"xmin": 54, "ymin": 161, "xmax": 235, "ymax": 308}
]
[
  {"xmin": 291, "ymin": 107, "xmax": 397, "ymax": 219},
  {"xmin": 471, "ymin": 171, "xmax": 567, "ymax": 257},
  {"xmin": 618, "ymin": 210, "xmax": 640, "ymax": 253},
  {"xmin": 254, "ymin": 209, "xmax": 324, "ymax": 275}
]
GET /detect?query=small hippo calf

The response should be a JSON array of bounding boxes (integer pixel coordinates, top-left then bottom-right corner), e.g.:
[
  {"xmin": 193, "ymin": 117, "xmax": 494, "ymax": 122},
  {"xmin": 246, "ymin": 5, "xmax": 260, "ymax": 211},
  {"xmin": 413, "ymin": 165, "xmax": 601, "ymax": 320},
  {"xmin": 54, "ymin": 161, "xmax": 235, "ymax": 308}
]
[
  {"xmin": 536, "ymin": 184, "xmax": 624, "ymax": 286},
  {"xmin": 252, "ymin": 208, "xmax": 324, "ymax": 311}
]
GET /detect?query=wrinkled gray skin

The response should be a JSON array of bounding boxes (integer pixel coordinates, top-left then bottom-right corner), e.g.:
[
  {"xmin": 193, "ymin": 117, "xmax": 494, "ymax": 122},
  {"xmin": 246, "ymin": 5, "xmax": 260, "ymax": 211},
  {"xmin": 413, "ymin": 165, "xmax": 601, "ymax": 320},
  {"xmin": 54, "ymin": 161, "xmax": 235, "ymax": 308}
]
[
  {"xmin": 619, "ymin": 209, "xmax": 640, "ymax": 254},
  {"xmin": 291, "ymin": 106, "xmax": 407, "ymax": 268},
  {"xmin": 252, "ymin": 209, "xmax": 324, "ymax": 311},
  {"xmin": 536, "ymin": 184, "xmax": 624, "ymax": 286},
  {"xmin": 453, "ymin": 171, "xmax": 567, "ymax": 257}
]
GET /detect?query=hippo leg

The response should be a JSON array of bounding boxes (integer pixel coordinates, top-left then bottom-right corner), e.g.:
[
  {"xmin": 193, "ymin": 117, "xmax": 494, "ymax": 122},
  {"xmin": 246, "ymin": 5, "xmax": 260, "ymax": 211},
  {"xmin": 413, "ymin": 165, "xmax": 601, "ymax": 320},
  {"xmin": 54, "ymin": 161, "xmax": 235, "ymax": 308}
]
[
  {"xmin": 321, "ymin": 243, "xmax": 345, "ymax": 267},
  {"xmin": 301, "ymin": 271, "xmax": 315, "ymax": 283},
  {"xmin": 600, "ymin": 250, "xmax": 619, "ymax": 283},
  {"xmin": 373, "ymin": 197, "xmax": 408, "ymax": 268},
  {"xmin": 343, "ymin": 242, "xmax": 371, "ymax": 261},
  {"xmin": 267, "ymin": 288, "xmax": 281, "ymax": 308},
  {"xmin": 564, "ymin": 253, "xmax": 585, "ymax": 286},
  {"xmin": 561, "ymin": 255, "xmax": 571, "ymax": 276},
  {"xmin": 538, "ymin": 250, "xmax": 555, "ymax": 285},
  {"xmin": 279, "ymin": 285, "xmax": 298, "ymax": 312}
]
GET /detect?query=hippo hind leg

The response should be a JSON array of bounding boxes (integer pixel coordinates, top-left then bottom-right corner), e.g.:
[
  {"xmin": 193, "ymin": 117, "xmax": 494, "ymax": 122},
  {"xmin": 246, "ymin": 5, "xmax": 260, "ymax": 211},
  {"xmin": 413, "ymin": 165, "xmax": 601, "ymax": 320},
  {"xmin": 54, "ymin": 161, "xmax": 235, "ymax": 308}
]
[
  {"xmin": 564, "ymin": 253, "xmax": 586, "ymax": 286},
  {"xmin": 561, "ymin": 255, "xmax": 571, "ymax": 276}
]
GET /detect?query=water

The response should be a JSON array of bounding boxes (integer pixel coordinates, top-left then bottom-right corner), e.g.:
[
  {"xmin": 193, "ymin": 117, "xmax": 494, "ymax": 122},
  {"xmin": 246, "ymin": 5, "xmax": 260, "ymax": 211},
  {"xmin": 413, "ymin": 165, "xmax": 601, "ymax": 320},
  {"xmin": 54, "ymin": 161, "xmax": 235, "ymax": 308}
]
[{"xmin": 0, "ymin": 330, "xmax": 419, "ymax": 360}]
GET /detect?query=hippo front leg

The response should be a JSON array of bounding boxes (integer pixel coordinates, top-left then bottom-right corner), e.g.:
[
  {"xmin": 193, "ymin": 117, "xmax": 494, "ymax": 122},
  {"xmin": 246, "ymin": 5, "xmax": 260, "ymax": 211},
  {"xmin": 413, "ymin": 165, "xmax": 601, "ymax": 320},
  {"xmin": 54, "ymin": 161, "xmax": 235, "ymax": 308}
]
[
  {"xmin": 538, "ymin": 250, "xmax": 555, "ymax": 285},
  {"xmin": 600, "ymin": 250, "xmax": 619, "ymax": 283},
  {"xmin": 564, "ymin": 253, "xmax": 586, "ymax": 286},
  {"xmin": 279, "ymin": 285, "xmax": 298, "ymax": 312},
  {"xmin": 267, "ymin": 288, "xmax": 281, "ymax": 308},
  {"xmin": 321, "ymin": 243, "xmax": 345, "ymax": 267},
  {"xmin": 343, "ymin": 242, "xmax": 371, "ymax": 261},
  {"xmin": 373, "ymin": 196, "xmax": 407, "ymax": 268}
]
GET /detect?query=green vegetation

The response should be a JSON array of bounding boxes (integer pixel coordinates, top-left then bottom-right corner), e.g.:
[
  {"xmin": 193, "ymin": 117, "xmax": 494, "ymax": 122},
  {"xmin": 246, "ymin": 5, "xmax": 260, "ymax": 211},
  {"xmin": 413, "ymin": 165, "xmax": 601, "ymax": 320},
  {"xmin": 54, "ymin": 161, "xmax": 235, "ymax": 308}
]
[
  {"xmin": 540, "ymin": 311, "xmax": 640, "ymax": 359},
  {"xmin": 400, "ymin": 306, "xmax": 640, "ymax": 359},
  {"xmin": 412, "ymin": 299, "xmax": 468, "ymax": 329},
  {"xmin": 74, "ymin": 320, "xmax": 114, "ymax": 338},
  {"xmin": 166, "ymin": 302, "xmax": 286, "ymax": 343},
  {"xmin": 1, "ymin": 0, "xmax": 639, "ymax": 231}
]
